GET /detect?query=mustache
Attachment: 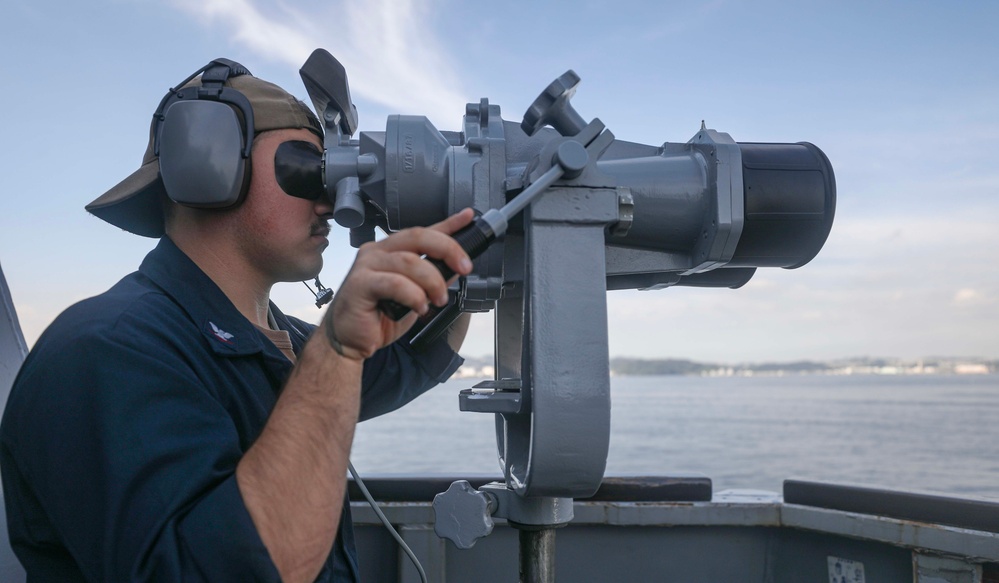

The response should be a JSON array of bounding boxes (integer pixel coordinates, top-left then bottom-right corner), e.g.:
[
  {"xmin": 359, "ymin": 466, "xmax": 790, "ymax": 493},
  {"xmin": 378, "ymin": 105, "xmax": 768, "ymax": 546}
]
[{"xmin": 310, "ymin": 221, "xmax": 331, "ymax": 237}]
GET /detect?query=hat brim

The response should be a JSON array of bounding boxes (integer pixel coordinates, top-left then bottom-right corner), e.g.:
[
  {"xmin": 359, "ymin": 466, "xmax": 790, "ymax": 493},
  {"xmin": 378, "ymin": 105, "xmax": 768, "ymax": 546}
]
[
  {"xmin": 85, "ymin": 68, "xmax": 323, "ymax": 238},
  {"xmin": 85, "ymin": 159, "xmax": 167, "ymax": 238}
]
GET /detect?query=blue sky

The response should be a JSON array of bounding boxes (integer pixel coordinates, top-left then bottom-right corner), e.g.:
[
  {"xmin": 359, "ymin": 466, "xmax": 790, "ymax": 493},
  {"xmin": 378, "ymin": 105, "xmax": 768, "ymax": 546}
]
[{"xmin": 1, "ymin": 0, "xmax": 997, "ymax": 363}]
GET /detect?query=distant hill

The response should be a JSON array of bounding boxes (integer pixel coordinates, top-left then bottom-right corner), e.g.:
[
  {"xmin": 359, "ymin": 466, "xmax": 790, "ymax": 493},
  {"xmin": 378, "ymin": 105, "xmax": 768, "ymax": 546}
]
[
  {"xmin": 456, "ymin": 355, "xmax": 997, "ymax": 377},
  {"xmin": 609, "ymin": 358, "xmax": 716, "ymax": 376},
  {"xmin": 610, "ymin": 358, "xmax": 837, "ymax": 375}
]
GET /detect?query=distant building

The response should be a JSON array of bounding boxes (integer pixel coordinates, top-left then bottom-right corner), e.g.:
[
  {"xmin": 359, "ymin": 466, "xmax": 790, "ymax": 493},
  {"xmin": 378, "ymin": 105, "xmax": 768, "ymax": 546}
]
[
  {"xmin": 454, "ymin": 364, "xmax": 495, "ymax": 379},
  {"xmin": 954, "ymin": 363, "xmax": 990, "ymax": 375}
]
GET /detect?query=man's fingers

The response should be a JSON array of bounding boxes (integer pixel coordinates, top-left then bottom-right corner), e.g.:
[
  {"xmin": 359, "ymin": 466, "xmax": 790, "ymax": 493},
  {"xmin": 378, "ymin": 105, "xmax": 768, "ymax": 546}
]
[
  {"xmin": 363, "ymin": 271, "xmax": 437, "ymax": 316},
  {"xmin": 358, "ymin": 250, "xmax": 452, "ymax": 307},
  {"xmin": 430, "ymin": 207, "xmax": 475, "ymax": 235},
  {"xmin": 431, "ymin": 208, "xmax": 475, "ymax": 277},
  {"xmin": 369, "ymin": 210, "xmax": 476, "ymax": 278},
  {"xmin": 328, "ymin": 209, "xmax": 478, "ymax": 352}
]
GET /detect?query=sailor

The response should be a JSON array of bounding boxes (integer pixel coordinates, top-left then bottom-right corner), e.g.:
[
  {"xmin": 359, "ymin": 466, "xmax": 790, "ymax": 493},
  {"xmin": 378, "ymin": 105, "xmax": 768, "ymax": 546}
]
[{"xmin": 0, "ymin": 58, "xmax": 473, "ymax": 582}]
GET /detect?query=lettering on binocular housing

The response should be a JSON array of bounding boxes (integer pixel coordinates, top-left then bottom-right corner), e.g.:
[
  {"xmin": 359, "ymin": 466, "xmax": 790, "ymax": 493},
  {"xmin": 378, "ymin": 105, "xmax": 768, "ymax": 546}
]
[{"xmin": 403, "ymin": 133, "xmax": 415, "ymax": 173}]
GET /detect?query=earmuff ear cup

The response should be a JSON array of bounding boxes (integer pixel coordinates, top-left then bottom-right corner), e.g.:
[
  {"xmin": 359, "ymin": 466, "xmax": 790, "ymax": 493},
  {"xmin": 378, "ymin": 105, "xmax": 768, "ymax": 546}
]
[{"xmin": 158, "ymin": 100, "xmax": 251, "ymax": 208}]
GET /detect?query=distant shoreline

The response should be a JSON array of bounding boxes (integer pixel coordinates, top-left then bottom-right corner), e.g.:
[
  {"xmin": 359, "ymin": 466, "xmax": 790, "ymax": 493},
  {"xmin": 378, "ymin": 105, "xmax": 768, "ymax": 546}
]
[{"xmin": 454, "ymin": 356, "xmax": 999, "ymax": 379}]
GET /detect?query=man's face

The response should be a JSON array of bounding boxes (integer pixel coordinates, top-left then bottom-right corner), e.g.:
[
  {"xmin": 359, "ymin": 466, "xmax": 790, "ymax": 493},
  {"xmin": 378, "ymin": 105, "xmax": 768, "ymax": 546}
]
[{"xmin": 225, "ymin": 128, "xmax": 332, "ymax": 284}]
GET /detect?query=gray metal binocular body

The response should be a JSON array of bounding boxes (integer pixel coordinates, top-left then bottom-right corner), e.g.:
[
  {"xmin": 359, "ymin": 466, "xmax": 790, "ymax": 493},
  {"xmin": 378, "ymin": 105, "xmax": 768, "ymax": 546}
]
[{"xmin": 285, "ymin": 49, "xmax": 835, "ymax": 499}]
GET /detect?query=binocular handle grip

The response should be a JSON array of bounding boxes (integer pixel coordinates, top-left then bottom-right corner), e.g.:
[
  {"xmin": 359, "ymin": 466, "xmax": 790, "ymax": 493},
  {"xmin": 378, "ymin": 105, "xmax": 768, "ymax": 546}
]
[{"xmin": 377, "ymin": 216, "xmax": 496, "ymax": 321}]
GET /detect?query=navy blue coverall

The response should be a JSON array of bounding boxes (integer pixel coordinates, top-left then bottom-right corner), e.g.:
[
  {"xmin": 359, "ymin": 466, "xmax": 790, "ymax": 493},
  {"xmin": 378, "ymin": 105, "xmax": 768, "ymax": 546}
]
[{"xmin": 0, "ymin": 237, "xmax": 462, "ymax": 581}]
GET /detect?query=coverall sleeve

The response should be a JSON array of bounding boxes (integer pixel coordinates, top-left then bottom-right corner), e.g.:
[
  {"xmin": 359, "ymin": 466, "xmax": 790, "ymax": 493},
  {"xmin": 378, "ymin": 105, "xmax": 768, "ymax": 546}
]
[{"xmin": 358, "ymin": 326, "xmax": 464, "ymax": 422}]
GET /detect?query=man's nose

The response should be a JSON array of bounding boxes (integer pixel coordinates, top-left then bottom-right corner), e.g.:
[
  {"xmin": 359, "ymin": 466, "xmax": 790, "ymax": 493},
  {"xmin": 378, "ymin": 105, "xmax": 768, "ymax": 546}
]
[{"xmin": 313, "ymin": 194, "xmax": 334, "ymax": 218}]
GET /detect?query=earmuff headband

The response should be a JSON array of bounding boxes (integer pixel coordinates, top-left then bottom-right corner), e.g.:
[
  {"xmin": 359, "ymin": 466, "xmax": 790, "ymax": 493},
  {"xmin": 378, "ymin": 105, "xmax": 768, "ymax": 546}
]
[{"xmin": 152, "ymin": 59, "xmax": 255, "ymax": 158}]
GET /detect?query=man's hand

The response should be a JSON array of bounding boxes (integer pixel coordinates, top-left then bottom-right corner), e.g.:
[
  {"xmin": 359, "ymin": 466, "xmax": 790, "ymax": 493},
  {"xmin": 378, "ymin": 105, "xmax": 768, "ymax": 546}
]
[{"xmin": 320, "ymin": 208, "xmax": 475, "ymax": 360}]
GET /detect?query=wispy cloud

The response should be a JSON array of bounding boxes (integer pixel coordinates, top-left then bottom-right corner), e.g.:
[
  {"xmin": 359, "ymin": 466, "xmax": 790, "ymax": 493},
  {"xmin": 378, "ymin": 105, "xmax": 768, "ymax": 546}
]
[
  {"xmin": 953, "ymin": 288, "xmax": 992, "ymax": 307},
  {"xmin": 167, "ymin": 0, "xmax": 468, "ymax": 126}
]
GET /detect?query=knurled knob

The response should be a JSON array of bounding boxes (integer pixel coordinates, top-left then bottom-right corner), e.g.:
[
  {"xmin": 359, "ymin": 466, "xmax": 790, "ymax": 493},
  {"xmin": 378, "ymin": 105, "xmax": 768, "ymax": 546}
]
[
  {"xmin": 432, "ymin": 480, "xmax": 496, "ymax": 549},
  {"xmin": 521, "ymin": 70, "xmax": 587, "ymax": 137}
]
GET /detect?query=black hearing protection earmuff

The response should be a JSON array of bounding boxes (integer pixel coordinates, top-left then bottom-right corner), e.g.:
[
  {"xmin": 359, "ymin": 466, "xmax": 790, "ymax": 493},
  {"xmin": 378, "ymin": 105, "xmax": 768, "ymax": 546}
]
[{"xmin": 153, "ymin": 58, "xmax": 255, "ymax": 209}]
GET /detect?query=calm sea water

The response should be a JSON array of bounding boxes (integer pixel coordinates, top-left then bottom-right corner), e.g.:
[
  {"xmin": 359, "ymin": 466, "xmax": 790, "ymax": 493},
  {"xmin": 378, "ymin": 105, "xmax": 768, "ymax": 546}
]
[{"xmin": 350, "ymin": 373, "xmax": 999, "ymax": 499}]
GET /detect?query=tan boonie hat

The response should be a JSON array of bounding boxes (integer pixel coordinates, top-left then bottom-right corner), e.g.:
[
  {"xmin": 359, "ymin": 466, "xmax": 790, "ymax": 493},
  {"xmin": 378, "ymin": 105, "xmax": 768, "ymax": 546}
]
[{"xmin": 86, "ymin": 72, "xmax": 323, "ymax": 238}]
